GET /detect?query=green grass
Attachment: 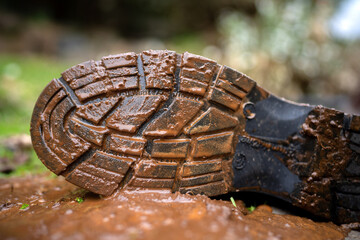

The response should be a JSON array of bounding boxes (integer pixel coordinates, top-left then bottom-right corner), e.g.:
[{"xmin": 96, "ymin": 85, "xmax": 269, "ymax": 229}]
[
  {"xmin": 0, "ymin": 55, "xmax": 69, "ymax": 137},
  {"xmin": 75, "ymin": 197, "xmax": 84, "ymax": 203},
  {"xmin": 0, "ymin": 54, "xmax": 70, "ymax": 176},
  {"xmin": 230, "ymin": 197, "xmax": 237, "ymax": 208},
  {"xmin": 247, "ymin": 205, "xmax": 256, "ymax": 213},
  {"xmin": 20, "ymin": 203, "xmax": 29, "ymax": 210}
]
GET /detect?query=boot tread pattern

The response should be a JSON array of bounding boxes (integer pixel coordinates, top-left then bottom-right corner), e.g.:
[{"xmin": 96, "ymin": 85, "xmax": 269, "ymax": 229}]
[{"xmin": 31, "ymin": 50, "xmax": 255, "ymax": 197}]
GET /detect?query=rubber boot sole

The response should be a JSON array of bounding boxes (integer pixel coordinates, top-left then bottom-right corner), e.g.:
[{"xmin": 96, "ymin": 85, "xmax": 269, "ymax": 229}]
[{"xmin": 30, "ymin": 50, "xmax": 360, "ymax": 224}]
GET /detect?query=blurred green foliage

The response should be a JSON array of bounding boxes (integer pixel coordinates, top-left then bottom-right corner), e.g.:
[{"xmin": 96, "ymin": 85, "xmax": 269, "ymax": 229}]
[
  {"xmin": 217, "ymin": 0, "xmax": 359, "ymax": 100},
  {"xmin": 0, "ymin": 56, "xmax": 68, "ymax": 136},
  {"xmin": 0, "ymin": 56, "xmax": 67, "ymax": 177}
]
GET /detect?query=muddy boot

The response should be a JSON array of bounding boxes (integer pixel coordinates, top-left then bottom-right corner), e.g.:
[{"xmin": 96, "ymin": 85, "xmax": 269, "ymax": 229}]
[{"xmin": 30, "ymin": 50, "xmax": 360, "ymax": 224}]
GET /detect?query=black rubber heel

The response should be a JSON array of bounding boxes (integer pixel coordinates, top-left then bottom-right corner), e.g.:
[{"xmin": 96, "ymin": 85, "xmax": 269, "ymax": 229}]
[
  {"xmin": 232, "ymin": 93, "xmax": 360, "ymax": 223},
  {"xmin": 335, "ymin": 115, "xmax": 360, "ymax": 223},
  {"xmin": 232, "ymin": 94, "xmax": 313, "ymax": 200},
  {"xmin": 232, "ymin": 135, "xmax": 301, "ymax": 201}
]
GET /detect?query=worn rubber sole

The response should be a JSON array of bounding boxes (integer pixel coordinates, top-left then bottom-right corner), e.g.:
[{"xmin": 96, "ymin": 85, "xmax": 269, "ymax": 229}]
[{"xmin": 30, "ymin": 50, "xmax": 360, "ymax": 224}]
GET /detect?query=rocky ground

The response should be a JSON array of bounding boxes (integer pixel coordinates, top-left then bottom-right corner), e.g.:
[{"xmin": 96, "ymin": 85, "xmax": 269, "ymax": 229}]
[{"xmin": 0, "ymin": 175, "xmax": 354, "ymax": 240}]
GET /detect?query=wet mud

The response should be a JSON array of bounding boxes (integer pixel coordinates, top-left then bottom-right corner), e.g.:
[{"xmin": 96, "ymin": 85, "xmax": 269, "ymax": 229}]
[{"xmin": 0, "ymin": 175, "xmax": 348, "ymax": 240}]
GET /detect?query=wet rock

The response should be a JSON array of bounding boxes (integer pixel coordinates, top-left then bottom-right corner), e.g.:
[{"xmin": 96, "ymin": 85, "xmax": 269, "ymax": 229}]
[{"xmin": 0, "ymin": 134, "xmax": 32, "ymax": 173}]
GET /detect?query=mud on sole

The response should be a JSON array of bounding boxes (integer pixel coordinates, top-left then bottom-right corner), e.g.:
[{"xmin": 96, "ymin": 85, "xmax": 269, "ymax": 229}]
[{"xmin": 30, "ymin": 50, "xmax": 360, "ymax": 224}]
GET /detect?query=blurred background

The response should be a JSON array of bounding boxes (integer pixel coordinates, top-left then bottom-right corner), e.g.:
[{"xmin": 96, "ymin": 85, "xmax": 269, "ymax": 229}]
[{"xmin": 0, "ymin": 0, "xmax": 360, "ymax": 175}]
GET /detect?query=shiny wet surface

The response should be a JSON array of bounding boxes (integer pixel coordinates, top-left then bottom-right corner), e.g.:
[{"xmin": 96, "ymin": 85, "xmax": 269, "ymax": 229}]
[{"xmin": 0, "ymin": 175, "xmax": 348, "ymax": 240}]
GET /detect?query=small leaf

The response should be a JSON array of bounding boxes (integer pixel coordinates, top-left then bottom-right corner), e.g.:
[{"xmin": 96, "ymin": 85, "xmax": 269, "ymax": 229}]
[
  {"xmin": 20, "ymin": 203, "xmax": 29, "ymax": 210},
  {"xmin": 230, "ymin": 197, "xmax": 237, "ymax": 208},
  {"xmin": 247, "ymin": 206, "xmax": 256, "ymax": 213},
  {"xmin": 75, "ymin": 197, "xmax": 84, "ymax": 203}
]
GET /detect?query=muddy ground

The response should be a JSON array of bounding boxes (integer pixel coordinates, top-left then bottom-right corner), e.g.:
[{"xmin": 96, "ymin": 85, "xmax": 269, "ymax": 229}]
[{"xmin": 0, "ymin": 175, "xmax": 355, "ymax": 240}]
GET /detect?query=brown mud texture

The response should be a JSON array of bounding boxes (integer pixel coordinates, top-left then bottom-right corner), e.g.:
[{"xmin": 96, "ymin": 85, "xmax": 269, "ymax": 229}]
[{"xmin": 0, "ymin": 175, "xmax": 348, "ymax": 240}]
